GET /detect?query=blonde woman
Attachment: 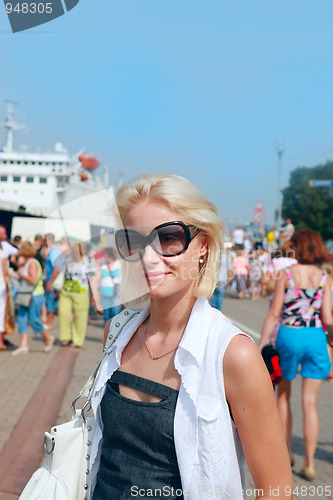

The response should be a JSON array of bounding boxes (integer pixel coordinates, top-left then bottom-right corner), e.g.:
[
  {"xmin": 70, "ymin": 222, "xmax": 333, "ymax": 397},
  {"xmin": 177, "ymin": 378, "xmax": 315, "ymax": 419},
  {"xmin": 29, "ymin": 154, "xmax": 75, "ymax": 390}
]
[
  {"xmin": 88, "ymin": 174, "xmax": 293, "ymax": 500},
  {"xmin": 12, "ymin": 242, "xmax": 54, "ymax": 355}
]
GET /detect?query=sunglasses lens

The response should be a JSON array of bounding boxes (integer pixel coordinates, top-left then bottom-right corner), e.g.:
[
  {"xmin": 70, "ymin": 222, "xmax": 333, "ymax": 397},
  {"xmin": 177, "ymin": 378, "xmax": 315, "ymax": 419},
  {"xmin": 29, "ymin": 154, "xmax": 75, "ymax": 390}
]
[
  {"xmin": 116, "ymin": 223, "xmax": 191, "ymax": 261},
  {"xmin": 116, "ymin": 229, "xmax": 144, "ymax": 261},
  {"xmin": 156, "ymin": 224, "xmax": 186, "ymax": 256}
]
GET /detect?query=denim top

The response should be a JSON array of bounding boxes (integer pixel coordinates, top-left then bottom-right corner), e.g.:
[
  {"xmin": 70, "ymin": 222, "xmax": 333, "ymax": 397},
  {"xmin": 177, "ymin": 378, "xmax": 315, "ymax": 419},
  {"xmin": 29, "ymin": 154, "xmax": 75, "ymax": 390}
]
[{"xmin": 92, "ymin": 370, "xmax": 183, "ymax": 499}]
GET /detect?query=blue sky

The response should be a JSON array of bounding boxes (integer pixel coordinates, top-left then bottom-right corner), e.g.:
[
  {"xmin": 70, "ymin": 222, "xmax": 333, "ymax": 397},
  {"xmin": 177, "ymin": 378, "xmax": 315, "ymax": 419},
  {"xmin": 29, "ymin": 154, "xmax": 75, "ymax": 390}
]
[{"xmin": 1, "ymin": 0, "xmax": 333, "ymax": 227}]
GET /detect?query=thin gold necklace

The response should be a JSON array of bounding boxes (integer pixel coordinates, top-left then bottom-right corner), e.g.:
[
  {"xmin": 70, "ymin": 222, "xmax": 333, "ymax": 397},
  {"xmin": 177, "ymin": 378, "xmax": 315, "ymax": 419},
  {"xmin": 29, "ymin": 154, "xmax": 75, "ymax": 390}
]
[{"xmin": 144, "ymin": 318, "xmax": 181, "ymax": 361}]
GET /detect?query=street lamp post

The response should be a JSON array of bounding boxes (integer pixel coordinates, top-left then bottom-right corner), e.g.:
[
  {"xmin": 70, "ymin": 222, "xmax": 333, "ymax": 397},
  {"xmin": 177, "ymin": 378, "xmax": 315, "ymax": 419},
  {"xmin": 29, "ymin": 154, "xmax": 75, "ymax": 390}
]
[{"xmin": 276, "ymin": 140, "xmax": 284, "ymax": 229}]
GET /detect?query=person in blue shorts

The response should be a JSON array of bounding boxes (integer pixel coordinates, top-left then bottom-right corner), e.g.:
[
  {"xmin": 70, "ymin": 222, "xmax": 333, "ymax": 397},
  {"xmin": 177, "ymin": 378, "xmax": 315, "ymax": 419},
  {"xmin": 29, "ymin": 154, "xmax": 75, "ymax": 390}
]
[{"xmin": 259, "ymin": 229, "xmax": 333, "ymax": 481}]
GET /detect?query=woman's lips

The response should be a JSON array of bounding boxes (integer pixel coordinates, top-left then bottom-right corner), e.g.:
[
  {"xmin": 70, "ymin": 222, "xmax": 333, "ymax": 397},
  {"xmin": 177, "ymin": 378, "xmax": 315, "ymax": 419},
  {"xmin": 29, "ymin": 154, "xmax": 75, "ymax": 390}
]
[{"xmin": 145, "ymin": 272, "xmax": 168, "ymax": 282}]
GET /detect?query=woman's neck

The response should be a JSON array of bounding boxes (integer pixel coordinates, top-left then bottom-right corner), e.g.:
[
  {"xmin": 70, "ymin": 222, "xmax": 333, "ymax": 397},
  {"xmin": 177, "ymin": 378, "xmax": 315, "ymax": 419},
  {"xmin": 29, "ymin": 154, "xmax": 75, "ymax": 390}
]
[{"xmin": 148, "ymin": 293, "xmax": 197, "ymax": 338}]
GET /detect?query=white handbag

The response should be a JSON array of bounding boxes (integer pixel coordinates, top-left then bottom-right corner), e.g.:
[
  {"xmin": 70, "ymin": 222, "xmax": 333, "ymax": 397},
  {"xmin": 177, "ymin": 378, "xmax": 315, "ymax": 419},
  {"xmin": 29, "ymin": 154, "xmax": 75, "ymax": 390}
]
[
  {"xmin": 19, "ymin": 308, "xmax": 139, "ymax": 500},
  {"xmin": 15, "ymin": 283, "xmax": 35, "ymax": 307}
]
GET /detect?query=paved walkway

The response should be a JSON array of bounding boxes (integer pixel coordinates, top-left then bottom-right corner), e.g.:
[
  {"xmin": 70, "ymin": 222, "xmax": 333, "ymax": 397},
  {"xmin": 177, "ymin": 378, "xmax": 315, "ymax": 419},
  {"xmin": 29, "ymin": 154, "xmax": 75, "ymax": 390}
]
[{"xmin": 0, "ymin": 305, "xmax": 332, "ymax": 499}]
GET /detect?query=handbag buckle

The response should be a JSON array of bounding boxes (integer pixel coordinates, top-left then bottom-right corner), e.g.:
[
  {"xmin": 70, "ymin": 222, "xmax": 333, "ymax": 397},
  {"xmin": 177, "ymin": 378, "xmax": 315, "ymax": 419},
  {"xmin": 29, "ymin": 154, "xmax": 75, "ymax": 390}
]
[
  {"xmin": 81, "ymin": 400, "xmax": 92, "ymax": 424},
  {"xmin": 43, "ymin": 435, "xmax": 55, "ymax": 455},
  {"xmin": 72, "ymin": 392, "xmax": 91, "ymax": 423},
  {"xmin": 71, "ymin": 391, "xmax": 83, "ymax": 417}
]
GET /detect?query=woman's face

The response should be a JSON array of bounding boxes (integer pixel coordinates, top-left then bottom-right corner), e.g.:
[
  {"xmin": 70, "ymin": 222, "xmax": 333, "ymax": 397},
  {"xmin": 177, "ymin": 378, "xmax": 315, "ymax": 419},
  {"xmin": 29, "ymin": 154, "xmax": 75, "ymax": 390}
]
[{"xmin": 124, "ymin": 199, "xmax": 207, "ymax": 301}]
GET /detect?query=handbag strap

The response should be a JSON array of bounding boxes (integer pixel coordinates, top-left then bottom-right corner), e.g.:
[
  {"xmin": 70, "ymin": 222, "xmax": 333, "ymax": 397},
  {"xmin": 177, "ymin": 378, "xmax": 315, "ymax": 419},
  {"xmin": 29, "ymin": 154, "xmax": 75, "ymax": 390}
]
[{"xmin": 71, "ymin": 308, "xmax": 139, "ymax": 418}]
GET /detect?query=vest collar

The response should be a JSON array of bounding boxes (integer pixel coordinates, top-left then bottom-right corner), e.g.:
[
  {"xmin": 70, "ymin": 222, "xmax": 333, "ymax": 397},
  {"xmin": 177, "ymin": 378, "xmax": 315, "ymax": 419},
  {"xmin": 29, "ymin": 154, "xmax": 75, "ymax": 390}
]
[
  {"xmin": 177, "ymin": 298, "xmax": 212, "ymax": 367},
  {"xmin": 110, "ymin": 297, "xmax": 212, "ymax": 368}
]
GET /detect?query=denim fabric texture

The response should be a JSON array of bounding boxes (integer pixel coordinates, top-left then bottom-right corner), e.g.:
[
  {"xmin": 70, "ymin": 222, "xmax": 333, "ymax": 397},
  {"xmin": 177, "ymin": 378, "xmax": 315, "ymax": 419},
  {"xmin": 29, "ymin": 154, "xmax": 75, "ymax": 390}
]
[
  {"xmin": 93, "ymin": 370, "xmax": 183, "ymax": 500},
  {"xmin": 45, "ymin": 290, "xmax": 59, "ymax": 313},
  {"xmin": 101, "ymin": 297, "xmax": 122, "ymax": 325},
  {"xmin": 17, "ymin": 294, "xmax": 45, "ymax": 334}
]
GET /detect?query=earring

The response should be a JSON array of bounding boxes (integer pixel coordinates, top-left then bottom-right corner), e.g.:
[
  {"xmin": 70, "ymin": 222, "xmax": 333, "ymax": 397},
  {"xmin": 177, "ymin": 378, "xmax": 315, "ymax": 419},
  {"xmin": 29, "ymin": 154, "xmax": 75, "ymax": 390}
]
[{"xmin": 199, "ymin": 258, "xmax": 204, "ymax": 264}]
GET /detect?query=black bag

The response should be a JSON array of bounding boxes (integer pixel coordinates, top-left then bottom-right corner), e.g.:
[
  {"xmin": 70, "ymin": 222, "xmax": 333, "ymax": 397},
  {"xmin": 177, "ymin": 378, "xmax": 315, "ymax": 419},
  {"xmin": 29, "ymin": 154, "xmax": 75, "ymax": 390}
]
[{"xmin": 261, "ymin": 345, "xmax": 282, "ymax": 385}]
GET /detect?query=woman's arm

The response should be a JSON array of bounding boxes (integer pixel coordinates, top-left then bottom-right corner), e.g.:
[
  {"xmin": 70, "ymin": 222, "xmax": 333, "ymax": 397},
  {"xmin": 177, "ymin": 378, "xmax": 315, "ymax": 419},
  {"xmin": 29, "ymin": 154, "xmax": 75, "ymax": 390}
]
[
  {"xmin": 2, "ymin": 258, "xmax": 9, "ymax": 291},
  {"xmin": 17, "ymin": 261, "xmax": 38, "ymax": 285},
  {"xmin": 90, "ymin": 266, "xmax": 103, "ymax": 312},
  {"xmin": 258, "ymin": 270, "xmax": 286, "ymax": 351},
  {"xmin": 224, "ymin": 335, "xmax": 293, "ymax": 500},
  {"xmin": 322, "ymin": 274, "xmax": 333, "ymax": 345}
]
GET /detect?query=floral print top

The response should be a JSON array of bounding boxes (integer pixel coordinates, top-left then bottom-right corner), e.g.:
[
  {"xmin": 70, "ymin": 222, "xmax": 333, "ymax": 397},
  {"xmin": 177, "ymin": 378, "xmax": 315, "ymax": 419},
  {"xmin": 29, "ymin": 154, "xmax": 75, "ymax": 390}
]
[{"xmin": 281, "ymin": 268, "xmax": 327, "ymax": 328}]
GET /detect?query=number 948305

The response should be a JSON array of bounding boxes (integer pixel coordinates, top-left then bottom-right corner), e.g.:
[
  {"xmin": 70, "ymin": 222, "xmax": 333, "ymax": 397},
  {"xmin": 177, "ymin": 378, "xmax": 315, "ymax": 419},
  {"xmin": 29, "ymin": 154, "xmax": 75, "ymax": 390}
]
[{"xmin": 5, "ymin": 2, "xmax": 53, "ymax": 14}]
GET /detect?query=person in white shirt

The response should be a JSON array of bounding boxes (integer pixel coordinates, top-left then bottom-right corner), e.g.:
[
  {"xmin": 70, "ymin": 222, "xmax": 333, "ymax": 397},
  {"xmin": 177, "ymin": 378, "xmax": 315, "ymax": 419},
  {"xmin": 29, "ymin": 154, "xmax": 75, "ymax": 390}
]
[
  {"xmin": 232, "ymin": 225, "xmax": 245, "ymax": 251},
  {"xmin": 90, "ymin": 173, "xmax": 292, "ymax": 500},
  {"xmin": 0, "ymin": 226, "xmax": 18, "ymax": 259},
  {"xmin": 243, "ymin": 232, "xmax": 253, "ymax": 254},
  {"xmin": 283, "ymin": 218, "xmax": 295, "ymax": 240}
]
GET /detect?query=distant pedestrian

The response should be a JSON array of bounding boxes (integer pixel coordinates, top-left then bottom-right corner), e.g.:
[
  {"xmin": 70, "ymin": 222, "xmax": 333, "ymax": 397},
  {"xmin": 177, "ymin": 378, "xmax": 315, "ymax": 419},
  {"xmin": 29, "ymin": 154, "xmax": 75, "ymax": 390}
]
[
  {"xmin": 284, "ymin": 218, "xmax": 295, "ymax": 239},
  {"xmin": 232, "ymin": 225, "xmax": 245, "ymax": 251},
  {"xmin": 44, "ymin": 233, "xmax": 63, "ymax": 329},
  {"xmin": 34, "ymin": 234, "xmax": 47, "ymax": 269},
  {"xmin": 259, "ymin": 229, "xmax": 333, "ymax": 480},
  {"xmin": 11, "ymin": 235, "xmax": 22, "ymax": 249},
  {"xmin": 243, "ymin": 232, "xmax": 253, "ymax": 254},
  {"xmin": 58, "ymin": 243, "xmax": 95, "ymax": 348},
  {"xmin": 12, "ymin": 242, "xmax": 54, "ymax": 355},
  {"xmin": 232, "ymin": 249, "xmax": 249, "ymax": 298},
  {"xmin": 253, "ymin": 225, "xmax": 265, "ymax": 250},
  {"xmin": 266, "ymin": 227, "xmax": 277, "ymax": 255},
  {"xmin": 248, "ymin": 251, "xmax": 262, "ymax": 300},
  {"xmin": 94, "ymin": 247, "xmax": 122, "ymax": 325},
  {"xmin": 0, "ymin": 248, "xmax": 9, "ymax": 350},
  {"xmin": 0, "ymin": 226, "xmax": 18, "ymax": 258}
]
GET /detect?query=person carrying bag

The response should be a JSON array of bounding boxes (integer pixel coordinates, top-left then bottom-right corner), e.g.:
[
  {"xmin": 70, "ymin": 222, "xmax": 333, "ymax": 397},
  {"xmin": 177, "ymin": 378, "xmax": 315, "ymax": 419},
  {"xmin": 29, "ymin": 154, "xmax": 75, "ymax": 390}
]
[{"xmin": 11, "ymin": 242, "xmax": 54, "ymax": 356}]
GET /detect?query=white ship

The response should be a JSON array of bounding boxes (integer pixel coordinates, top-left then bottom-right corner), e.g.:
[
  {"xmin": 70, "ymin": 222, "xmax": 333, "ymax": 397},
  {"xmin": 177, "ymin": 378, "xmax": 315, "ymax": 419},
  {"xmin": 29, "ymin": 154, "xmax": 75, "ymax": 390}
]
[{"xmin": 0, "ymin": 102, "xmax": 113, "ymax": 234}]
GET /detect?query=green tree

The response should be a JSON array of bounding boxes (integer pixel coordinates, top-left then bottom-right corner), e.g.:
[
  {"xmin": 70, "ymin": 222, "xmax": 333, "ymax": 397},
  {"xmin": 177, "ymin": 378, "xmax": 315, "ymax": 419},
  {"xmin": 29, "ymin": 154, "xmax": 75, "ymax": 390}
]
[{"xmin": 282, "ymin": 162, "xmax": 333, "ymax": 240}]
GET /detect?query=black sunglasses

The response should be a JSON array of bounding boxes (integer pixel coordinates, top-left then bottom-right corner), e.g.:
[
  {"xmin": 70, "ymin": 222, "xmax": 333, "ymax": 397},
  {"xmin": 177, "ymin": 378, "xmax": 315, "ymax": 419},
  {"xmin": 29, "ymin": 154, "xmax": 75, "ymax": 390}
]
[{"xmin": 115, "ymin": 221, "xmax": 201, "ymax": 262}]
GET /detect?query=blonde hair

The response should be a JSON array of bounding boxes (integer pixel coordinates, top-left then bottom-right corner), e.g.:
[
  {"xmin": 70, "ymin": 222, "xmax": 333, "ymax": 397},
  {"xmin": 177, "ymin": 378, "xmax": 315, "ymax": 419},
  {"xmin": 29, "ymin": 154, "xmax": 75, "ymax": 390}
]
[
  {"xmin": 113, "ymin": 173, "xmax": 224, "ymax": 307},
  {"xmin": 18, "ymin": 241, "xmax": 37, "ymax": 259}
]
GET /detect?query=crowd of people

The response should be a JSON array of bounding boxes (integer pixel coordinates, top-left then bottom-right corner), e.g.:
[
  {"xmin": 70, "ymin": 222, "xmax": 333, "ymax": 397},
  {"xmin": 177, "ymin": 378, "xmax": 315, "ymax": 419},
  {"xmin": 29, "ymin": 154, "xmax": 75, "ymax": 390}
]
[
  {"xmin": 0, "ymin": 226, "xmax": 122, "ymax": 354},
  {"xmin": 210, "ymin": 220, "xmax": 297, "ymax": 304}
]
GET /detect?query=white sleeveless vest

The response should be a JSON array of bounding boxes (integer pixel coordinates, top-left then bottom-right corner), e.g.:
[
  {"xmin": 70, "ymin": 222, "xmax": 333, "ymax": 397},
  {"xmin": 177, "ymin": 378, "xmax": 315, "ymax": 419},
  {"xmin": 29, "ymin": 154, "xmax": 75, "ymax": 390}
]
[{"xmin": 90, "ymin": 298, "xmax": 248, "ymax": 500}]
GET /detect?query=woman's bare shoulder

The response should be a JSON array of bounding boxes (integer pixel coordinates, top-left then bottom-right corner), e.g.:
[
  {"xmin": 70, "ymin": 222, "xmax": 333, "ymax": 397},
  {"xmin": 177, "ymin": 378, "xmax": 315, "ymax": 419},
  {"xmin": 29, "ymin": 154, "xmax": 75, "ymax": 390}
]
[
  {"xmin": 223, "ymin": 334, "xmax": 272, "ymax": 399},
  {"xmin": 224, "ymin": 334, "xmax": 260, "ymax": 373}
]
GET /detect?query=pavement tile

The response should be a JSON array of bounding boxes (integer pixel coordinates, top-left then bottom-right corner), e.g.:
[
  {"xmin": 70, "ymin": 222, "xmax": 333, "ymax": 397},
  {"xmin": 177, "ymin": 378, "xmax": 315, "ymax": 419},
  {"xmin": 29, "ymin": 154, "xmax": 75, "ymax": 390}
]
[{"xmin": 0, "ymin": 338, "xmax": 58, "ymax": 453}]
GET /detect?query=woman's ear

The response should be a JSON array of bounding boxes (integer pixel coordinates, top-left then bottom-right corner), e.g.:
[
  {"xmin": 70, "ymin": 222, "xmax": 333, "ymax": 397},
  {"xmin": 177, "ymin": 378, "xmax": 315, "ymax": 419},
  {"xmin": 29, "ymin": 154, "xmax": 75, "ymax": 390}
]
[{"xmin": 199, "ymin": 236, "xmax": 208, "ymax": 257}]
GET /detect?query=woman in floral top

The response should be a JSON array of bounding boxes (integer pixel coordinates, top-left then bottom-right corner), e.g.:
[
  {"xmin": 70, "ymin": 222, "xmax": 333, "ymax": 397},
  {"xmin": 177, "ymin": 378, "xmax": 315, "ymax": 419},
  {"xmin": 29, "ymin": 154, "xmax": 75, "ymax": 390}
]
[{"xmin": 259, "ymin": 229, "xmax": 333, "ymax": 481}]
